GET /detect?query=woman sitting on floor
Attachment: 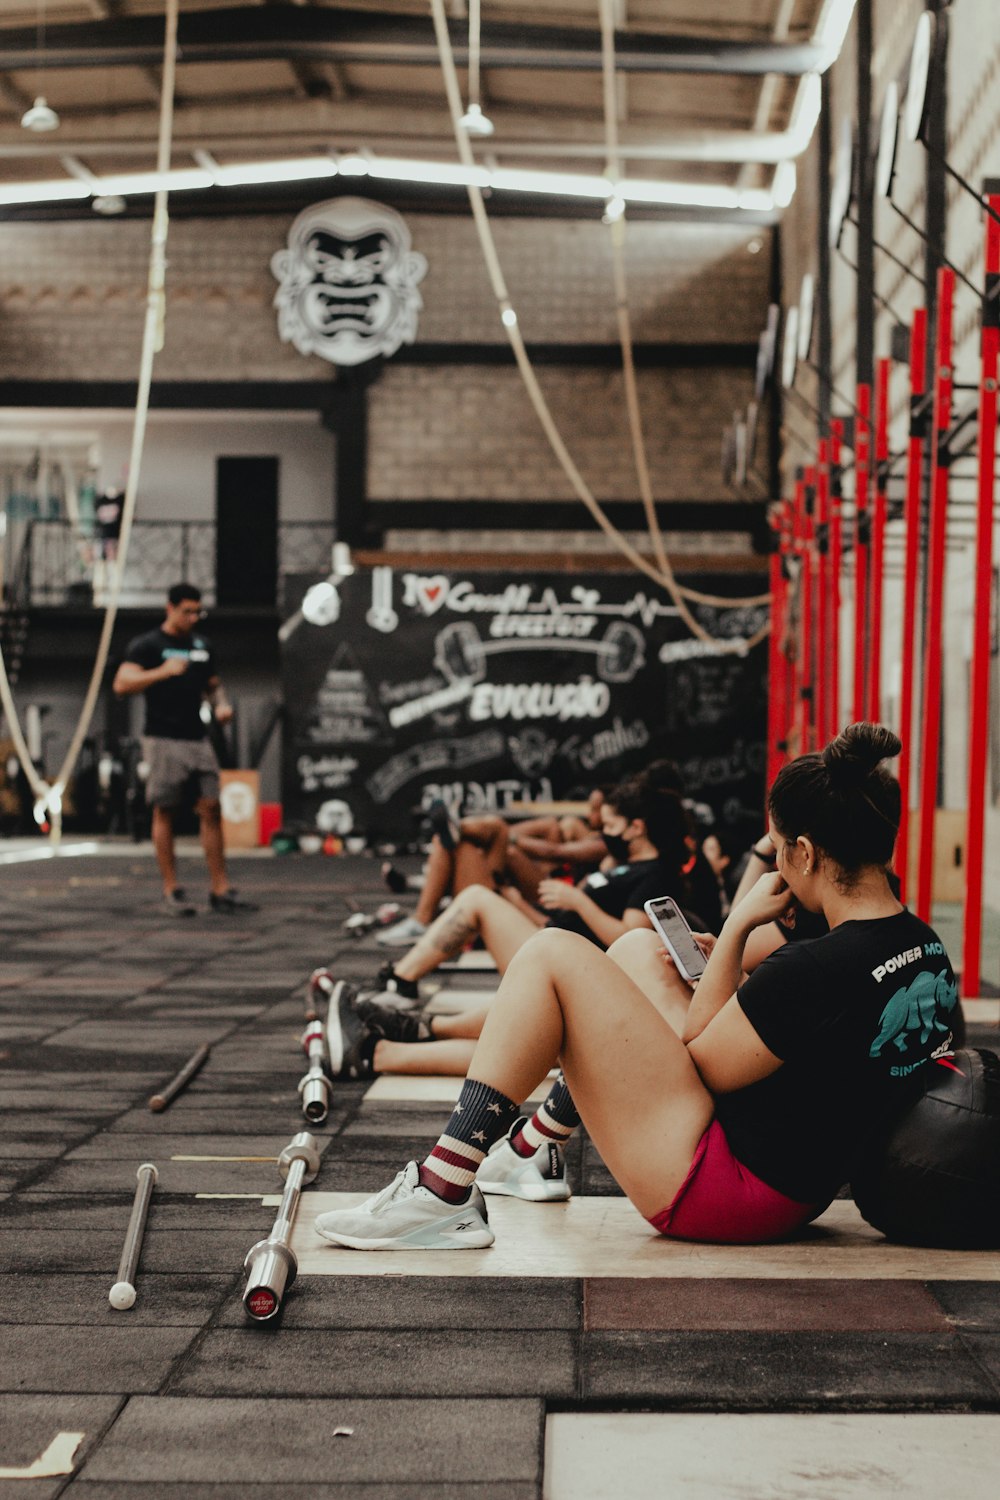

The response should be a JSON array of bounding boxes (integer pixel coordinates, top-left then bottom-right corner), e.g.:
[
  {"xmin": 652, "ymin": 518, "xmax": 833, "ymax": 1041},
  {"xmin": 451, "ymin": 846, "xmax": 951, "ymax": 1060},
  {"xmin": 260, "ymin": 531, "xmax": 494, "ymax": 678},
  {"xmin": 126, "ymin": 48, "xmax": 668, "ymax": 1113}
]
[{"xmin": 314, "ymin": 723, "xmax": 961, "ymax": 1249}]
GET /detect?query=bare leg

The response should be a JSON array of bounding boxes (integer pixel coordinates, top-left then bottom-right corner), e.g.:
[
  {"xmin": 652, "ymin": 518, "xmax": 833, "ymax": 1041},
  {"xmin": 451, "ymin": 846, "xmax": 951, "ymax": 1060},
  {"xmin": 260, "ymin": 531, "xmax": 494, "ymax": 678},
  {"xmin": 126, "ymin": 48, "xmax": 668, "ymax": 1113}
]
[
  {"xmin": 151, "ymin": 804, "xmax": 178, "ymax": 895},
  {"xmin": 465, "ymin": 928, "xmax": 714, "ymax": 1219},
  {"xmin": 393, "ymin": 883, "xmax": 537, "ymax": 984},
  {"xmin": 414, "ymin": 823, "xmax": 509, "ymax": 924},
  {"xmin": 606, "ymin": 928, "xmax": 694, "ymax": 1038},
  {"xmin": 428, "ymin": 1006, "xmax": 490, "ymax": 1040},
  {"xmin": 502, "ymin": 844, "xmax": 554, "ymax": 904},
  {"xmin": 413, "ymin": 837, "xmax": 455, "ymax": 925},
  {"xmin": 196, "ymin": 797, "xmax": 229, "ymax": 897},
  {"xmin": 451, "ymin": 821, "xmax": 508, "ymax": 892},
  {"xmin": 373, "ymin": 1037, "xmax": 476, "ymax": 1076}
]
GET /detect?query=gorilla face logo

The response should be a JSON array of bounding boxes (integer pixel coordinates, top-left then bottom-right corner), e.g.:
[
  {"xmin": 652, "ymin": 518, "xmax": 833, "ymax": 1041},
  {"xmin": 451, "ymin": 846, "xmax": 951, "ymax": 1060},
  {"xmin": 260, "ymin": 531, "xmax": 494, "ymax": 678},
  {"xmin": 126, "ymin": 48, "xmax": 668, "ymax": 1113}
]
[{"xmin": 272, "ymin": 197, "xmax": 427, "ymax": 366}]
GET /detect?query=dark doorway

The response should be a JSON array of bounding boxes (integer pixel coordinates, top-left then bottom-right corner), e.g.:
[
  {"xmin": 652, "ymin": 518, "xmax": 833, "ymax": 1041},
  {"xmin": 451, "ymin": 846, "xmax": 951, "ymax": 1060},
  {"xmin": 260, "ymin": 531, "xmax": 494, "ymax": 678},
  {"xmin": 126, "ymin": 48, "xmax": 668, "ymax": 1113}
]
[{"xmin": 215, "ymin": 456, "xmax": 279, "ymax": 606}]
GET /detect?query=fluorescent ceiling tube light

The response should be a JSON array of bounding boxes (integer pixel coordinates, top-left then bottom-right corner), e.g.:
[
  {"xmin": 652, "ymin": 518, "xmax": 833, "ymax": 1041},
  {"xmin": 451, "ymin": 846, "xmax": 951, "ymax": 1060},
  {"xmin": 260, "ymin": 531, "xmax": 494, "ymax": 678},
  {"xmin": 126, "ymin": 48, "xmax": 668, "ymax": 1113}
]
[
  {"xmin": 95, "ymin": 168, "xmax": 214, "ymax": 196},
  {"xmin": 813, "ymin": 0, "xmax": 859, "ymax": 67},
  {"xmin": 772, "ymin": 160, "xmax": 797, "ymax": 208},
  {"xmin": 213, "ymin": 157, "xmax": 337, "ymax": 186},
  {"xmin": 365, "ymin": 155, "xmax": 489, "ymax": 188},
  {"xmin": 0, "ymin": 177, "xmax": 88, "ymax": 204},
  {"xmin": 0, "ymin": 152, "xmax": 785, "ymax": 214},
  {"xmin": 337, "ymin": 153, "xmax": 370, "ymax": 176},
  {"xmin": 490, "ymin": 166, "xmax": 609, "ymax": 199}
]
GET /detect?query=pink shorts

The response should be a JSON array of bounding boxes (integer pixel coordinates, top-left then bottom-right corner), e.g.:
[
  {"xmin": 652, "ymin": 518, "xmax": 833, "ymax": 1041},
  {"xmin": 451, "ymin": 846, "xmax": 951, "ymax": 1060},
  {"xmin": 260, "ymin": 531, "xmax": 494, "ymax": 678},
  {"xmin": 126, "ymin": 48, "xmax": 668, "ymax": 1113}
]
[{"xmin": 648, "ymin": 1119, "xmax": 826, "ymax": 1244}]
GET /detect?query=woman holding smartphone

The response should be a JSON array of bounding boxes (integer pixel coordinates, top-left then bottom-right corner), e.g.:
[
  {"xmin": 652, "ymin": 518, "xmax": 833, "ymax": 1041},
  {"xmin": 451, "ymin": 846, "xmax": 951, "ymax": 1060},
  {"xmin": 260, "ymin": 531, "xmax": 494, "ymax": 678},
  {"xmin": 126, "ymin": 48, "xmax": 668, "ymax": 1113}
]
[{"xmin": 315, "ymin": 724, "xmax": 961, "ymax": 1250}]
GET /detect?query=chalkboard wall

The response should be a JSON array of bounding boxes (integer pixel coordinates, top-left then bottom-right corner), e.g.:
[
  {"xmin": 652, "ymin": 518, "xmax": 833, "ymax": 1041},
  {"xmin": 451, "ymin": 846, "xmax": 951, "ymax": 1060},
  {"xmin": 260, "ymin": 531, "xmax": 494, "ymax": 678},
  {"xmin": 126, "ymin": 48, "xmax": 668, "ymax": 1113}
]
[{"xmin": 281, "ymin": 566, "xmax": 768, "ymax": 843}]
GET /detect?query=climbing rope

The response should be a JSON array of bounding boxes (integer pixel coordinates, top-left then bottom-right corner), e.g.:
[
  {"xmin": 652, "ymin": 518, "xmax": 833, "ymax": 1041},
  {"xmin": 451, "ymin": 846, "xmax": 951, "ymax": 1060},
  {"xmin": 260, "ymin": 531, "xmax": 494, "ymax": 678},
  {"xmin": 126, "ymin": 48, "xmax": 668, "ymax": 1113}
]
[
  {"xmin": 428, "ymin": 0, "xmax": 770, "ymax": 651},
  {"xmin": 0, "ymin": 0, "xmax": 180, "ymax": 842}
]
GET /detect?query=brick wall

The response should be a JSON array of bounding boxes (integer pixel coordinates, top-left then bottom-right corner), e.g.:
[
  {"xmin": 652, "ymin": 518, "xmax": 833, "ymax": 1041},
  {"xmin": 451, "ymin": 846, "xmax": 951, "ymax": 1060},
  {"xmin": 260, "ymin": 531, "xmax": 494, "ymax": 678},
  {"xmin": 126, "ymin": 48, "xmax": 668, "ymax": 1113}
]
[
  {"xmin": 368, "ymin": 362, "xmax": 751, "ymax": 504},
  {"xmin": 0, "ymin": 209, "xmax": 769, "ymax": 384}
]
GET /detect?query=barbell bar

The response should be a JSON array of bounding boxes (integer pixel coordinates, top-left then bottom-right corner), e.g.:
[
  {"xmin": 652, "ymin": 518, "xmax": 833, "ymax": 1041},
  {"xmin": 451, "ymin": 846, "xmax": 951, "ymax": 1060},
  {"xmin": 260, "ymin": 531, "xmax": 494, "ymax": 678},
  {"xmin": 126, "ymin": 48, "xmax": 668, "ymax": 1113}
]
[
  {"xmin": 433, "ymin": 619, "xmax": 645, "ymax": 686},
  {"xmin": 242, "ymin": 1132, "xmax": 321, "ymax": 1322}
]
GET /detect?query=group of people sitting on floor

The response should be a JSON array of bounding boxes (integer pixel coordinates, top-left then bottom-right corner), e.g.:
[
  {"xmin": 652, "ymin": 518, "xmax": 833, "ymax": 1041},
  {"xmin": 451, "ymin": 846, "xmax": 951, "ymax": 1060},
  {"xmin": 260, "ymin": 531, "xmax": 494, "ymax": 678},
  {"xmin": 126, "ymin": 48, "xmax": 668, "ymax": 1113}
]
[{"xmin": 305, "ymin": 724, "xmax": 961, "ymax": 1252}]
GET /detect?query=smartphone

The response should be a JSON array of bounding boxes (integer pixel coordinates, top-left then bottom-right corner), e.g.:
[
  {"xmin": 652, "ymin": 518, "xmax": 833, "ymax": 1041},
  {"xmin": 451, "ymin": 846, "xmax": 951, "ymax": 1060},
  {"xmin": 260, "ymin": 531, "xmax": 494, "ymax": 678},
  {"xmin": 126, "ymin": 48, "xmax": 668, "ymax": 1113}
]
[{"xmin": 643, "ymin": 896, "xmax": 708, "ymax": 984}]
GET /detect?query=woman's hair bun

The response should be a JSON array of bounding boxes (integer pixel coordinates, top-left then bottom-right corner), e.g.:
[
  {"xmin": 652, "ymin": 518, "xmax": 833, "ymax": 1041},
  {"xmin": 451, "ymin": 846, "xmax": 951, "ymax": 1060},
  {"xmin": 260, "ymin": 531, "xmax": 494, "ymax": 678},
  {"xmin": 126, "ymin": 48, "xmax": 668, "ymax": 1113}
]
[{"xmin": 821, "ymin": 722, "xmax": 902, "ymax": 786}]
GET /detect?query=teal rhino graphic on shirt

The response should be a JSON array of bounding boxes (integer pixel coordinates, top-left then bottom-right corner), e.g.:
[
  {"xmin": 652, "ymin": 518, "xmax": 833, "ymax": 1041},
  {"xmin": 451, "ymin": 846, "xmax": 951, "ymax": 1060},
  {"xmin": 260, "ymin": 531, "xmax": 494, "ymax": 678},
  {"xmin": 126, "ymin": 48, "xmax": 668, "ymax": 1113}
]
[{"xmin": 869, "ymin": 968, "xmax": 957, "ymax": 1058}]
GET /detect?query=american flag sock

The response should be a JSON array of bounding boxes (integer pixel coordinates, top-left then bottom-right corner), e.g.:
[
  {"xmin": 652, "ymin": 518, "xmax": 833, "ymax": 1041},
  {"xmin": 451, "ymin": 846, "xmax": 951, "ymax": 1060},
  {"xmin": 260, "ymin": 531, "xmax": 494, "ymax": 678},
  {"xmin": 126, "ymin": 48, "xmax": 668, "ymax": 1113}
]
[
  {"xmin": 418, "ymin": 1078, "xmax": 521, "ymax": 1203},
  {"xmin": 511, "ymin": 1072, "xmax": 580, "ymax": 1158}
]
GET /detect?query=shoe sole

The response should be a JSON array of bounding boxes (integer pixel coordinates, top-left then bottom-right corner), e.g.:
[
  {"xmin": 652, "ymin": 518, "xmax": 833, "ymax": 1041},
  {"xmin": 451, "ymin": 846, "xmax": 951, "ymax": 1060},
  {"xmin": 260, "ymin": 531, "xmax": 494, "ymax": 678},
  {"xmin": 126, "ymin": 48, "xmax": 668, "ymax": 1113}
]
[
  {"xmin": 314, "ymin": 1226, "xmax": 494, "ymax": 1250},
  {"xmin": 325, "ymin": 979, "xmax": 354, "ymax": 1075},
  {"xmin": 477, "ymin": 1179, "xmax": 571, "ymax": 1202}
]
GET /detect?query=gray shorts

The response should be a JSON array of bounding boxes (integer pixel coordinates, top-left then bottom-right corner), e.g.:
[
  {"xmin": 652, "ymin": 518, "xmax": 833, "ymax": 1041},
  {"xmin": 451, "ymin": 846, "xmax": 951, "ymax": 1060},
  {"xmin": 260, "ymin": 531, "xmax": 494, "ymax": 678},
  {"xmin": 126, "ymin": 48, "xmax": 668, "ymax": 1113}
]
[{"xmin": 142, "ymin": 736, "xmax": 220, "ymax": 810}]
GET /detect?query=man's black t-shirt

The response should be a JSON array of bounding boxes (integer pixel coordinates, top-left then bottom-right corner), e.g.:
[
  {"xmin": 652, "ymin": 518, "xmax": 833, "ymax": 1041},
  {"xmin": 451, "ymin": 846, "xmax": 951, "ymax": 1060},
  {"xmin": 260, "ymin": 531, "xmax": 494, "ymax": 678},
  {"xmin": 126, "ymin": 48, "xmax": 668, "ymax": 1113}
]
[
  {"xmin": 546, "ymin": 858, "xmax": 677, "ymax": 946},
  {"xmin": 714, "ymin": 910, "xmax": 959, "ymax": 1203},
  {"xmin": 124, "ymin": 628, "xmax": 216, "ymax": 741}
]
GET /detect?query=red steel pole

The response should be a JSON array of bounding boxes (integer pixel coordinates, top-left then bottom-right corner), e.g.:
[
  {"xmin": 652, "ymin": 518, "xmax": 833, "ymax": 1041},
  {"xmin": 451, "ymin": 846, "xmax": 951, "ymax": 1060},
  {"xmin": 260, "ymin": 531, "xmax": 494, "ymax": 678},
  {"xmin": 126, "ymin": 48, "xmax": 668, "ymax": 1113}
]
[
  {"xmin": 799, "ymin": 466, "xmax": 817, "ymax": 751},
  {"xmin": 852, "ymin": 382, "xmax": 872, "ymax": 722},
  {"xmin": 915, "ymin": 266, "xmax": 955, "ymax": 923},
  {"xmin": 815, "ymin": 437, "xmax": 831, "ymax": 746},
  {"xmin": 961, "ymin": 196, "xmax": 1000, "ymax": 997},
  {"xmin": 829, "ymin": 419, "xmax": 845, "ymax": 737},
  {"xmin": 895, "ymin": 307, "xmax": 928, "ymax": 903},
  {"xmin": 789, "ymin": 472, "xmax": 805, "ymax": 753},
  {"xmin": 767, "ymin": 507, "xmax": 788, "ymax": 792},
  {"xmin": 779, "ymin": 498, "xmax": 795, "ymax": 765},
  {"xmin": 867, "ymin": 357, "xmax": 891, "ymax": 722}
]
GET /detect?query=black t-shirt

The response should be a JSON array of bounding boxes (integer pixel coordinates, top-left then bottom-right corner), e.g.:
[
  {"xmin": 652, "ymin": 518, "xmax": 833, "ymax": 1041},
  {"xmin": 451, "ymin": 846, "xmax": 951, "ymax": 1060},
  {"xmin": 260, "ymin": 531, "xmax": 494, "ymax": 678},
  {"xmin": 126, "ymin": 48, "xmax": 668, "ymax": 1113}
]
[
  {"xmin": 714, "ymin": 910, "xmax": 959, "ymax": 1203},
  {"xmin": 124, "ymin": 628, "xmax": 216, "ymax": 741},
  {"xmin": 546, "ymin": 858, "xmax": 676, "ymax": 946},
  {"xmin": 681, "ymin": 851, "xmax": 724, "ymax": 935},
  {"xmin": 775, "ymin": 872, "xmax": 902, "ymax": 946}
]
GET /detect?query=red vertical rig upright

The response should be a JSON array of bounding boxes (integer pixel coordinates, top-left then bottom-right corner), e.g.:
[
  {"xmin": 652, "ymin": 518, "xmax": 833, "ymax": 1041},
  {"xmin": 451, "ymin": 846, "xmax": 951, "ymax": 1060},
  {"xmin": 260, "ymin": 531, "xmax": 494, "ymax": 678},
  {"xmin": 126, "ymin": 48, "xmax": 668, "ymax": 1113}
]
[
  {"xmin": 828, "ymin": 419, "xmax": 845, "ymax": 736},
  {"xmin": 789, "ymin": 472, "xmax": 806, "ymax": 756},
  {"xmin": 961, "ymin": 196, "xmax": 1000, "ymax": 998},
  {"xmin": 777, "ymin": 499, "xmax": 796, "ymax": 767},
  {"xmin": 867, "ymin": 357, "xmax": 891, "ymax": 722},
  {"xmin": 799, "ymin": 466, "xmax": 818, "ymax": 751},
  {"xmin": 915, "ymin": 267, "xmax": 956, "ymax": 923},
  {"xmin": 852, "ymin": 381, "xmax": 873, "ymax": 722},
  {"xmin": 815, "ymin": 438, "xmax": 832, "ymax": 746},
  {"xmin": 767, "ymin": 504, "xmax": 788, "ymax": 791},
  {"xmin": 895, "ymin": 307, "xmax": 928, "ymax": 902}
]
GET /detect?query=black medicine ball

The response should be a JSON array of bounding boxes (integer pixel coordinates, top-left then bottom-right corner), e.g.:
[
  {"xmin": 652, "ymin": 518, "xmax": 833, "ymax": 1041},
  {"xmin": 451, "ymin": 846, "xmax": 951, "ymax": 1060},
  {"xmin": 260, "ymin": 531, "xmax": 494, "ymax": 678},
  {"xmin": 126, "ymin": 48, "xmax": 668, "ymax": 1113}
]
[{"xmin": 851, "ymin": 1047, "xmax": 1000, "ymax": 1248}]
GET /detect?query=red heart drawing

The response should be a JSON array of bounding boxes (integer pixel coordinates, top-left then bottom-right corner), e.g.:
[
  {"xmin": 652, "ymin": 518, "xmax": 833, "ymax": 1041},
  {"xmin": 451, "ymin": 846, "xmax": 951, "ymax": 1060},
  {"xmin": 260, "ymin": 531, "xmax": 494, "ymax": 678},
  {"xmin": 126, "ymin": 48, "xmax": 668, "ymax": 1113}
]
[{"xmin": 416, "ymin": 575, "xmax": 450, "ymax": 614}]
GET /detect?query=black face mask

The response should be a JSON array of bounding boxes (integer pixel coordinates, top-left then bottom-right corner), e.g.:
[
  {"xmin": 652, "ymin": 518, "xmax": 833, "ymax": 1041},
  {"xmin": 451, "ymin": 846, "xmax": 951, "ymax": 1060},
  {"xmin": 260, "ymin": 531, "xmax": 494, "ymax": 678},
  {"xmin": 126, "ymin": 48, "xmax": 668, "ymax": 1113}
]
[{"xmin": 602, "ymin": 831, "xmax": 631, "ymax": 864}]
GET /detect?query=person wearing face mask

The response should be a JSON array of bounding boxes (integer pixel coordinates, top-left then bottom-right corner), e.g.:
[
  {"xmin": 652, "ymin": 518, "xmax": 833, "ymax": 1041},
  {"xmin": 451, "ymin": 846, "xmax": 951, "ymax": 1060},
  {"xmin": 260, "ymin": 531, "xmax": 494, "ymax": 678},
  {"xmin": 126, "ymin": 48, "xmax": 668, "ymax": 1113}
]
[{"xmin": 315, "ymin": 777, "xmax": 691, "ymax": 1081}]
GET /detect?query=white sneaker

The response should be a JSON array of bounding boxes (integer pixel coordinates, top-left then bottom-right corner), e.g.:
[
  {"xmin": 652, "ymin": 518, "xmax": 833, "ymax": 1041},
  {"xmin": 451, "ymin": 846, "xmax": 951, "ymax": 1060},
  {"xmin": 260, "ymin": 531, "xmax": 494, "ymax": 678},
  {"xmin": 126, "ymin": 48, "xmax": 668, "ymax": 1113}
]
[
  {"xmin": 375, "ymin": 915, "xmax": 428, "ymax": 947},
  {"xmin": 314, "ymin": 1162, "xmax": 495, "ymax": 1250},
  {"xmin": 476, "ymin": 1121, "xmax": 571, "ymax": 1202}
]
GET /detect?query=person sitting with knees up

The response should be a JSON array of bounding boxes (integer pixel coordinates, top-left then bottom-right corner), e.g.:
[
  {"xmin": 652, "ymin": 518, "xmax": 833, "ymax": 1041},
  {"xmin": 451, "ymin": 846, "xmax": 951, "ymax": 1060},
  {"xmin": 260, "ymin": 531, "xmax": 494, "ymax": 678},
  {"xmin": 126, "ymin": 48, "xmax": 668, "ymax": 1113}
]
[
  {"xmin": 313, "ymin": 723, "xmax": 960, "ymax": 1251},
  {"xmin": 316, "ymin": 776, "xmax": 691, "ymax": 1081},
  {"xmin": 376, "ymin": 788, "xmax": 609, "ymax": 947}
]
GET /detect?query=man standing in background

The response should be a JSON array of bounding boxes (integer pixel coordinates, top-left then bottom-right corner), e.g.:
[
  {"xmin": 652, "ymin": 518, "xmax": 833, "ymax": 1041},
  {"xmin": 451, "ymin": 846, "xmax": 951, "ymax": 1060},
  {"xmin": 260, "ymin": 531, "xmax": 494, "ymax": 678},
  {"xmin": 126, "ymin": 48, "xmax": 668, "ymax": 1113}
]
[{"xmin": 112, "ymin": 582, "xmax": 257, "ymax": 916}]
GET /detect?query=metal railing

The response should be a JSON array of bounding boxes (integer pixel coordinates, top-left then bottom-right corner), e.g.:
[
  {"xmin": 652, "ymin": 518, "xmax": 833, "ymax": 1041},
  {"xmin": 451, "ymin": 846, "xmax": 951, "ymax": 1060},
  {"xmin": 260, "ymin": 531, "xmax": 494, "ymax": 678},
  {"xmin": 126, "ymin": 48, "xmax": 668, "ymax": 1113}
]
[{"xmin": 5, "ymin": 518, "xmax": 337, "ymax": 609}]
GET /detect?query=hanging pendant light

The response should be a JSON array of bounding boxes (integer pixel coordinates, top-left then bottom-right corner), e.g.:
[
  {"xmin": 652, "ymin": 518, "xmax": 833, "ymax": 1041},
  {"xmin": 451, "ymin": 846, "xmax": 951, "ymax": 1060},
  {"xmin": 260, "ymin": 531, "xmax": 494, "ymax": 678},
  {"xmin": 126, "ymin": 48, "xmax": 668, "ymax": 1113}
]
[
  {"xmin": 458, "ymin": 0, "xmax": 494, "ymax": 137},
  {"xmin": 21, "ymin": 97, "xmax": 60, "ymax": 132},
  {"xmin": 21, "ymin": 0, "xmax": 59, "ymax": 132},
  {"xmin": 458, "ymin": 102, "xmax": 494, "ymax": 137}
]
